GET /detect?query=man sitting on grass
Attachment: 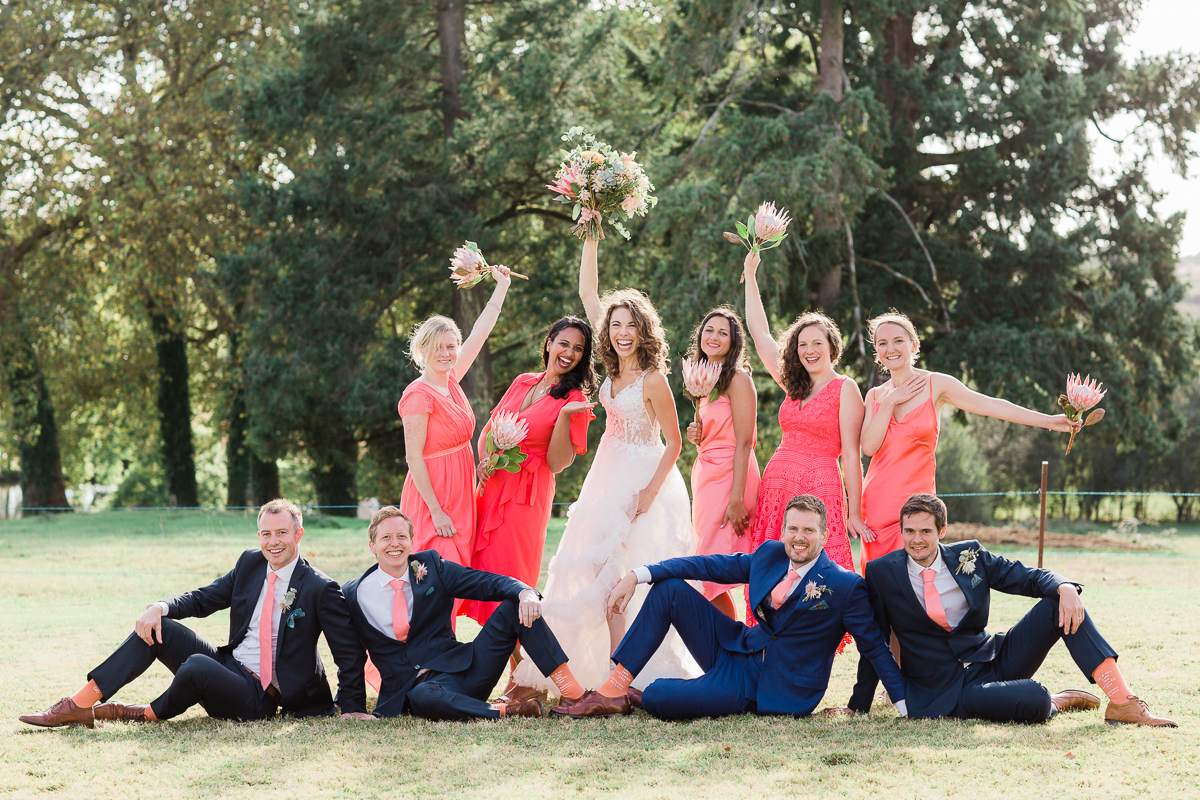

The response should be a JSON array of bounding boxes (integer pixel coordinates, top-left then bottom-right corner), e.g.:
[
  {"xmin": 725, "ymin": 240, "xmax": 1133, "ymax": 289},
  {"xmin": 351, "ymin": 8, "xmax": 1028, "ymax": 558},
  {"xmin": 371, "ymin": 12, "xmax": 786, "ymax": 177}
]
[
  {"xmin": 342, "ymin": 506, "xmax": 587, "ymax": 720},
  {"xmin": 836, "ymin": 493, "xmax": 1176, "ymax": 726},
  {"xmin": 19, "ymin": 499, "xmax": 373, "ymax": 728}
]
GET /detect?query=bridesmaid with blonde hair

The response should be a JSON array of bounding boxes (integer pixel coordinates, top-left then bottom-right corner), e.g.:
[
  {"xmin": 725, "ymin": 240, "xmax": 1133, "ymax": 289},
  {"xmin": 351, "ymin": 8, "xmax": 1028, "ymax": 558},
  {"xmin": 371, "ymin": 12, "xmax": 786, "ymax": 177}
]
[
  {"xmin": 860, "ymin": 310, "xmax": 1080, "ymax": 568},
  {"xmin": 398, "ymin": 264, "xmax": 512, "ymax": 566},
  {"xmin": 683, "ymin": 306, "xmax": 760, "ymax": 619}
]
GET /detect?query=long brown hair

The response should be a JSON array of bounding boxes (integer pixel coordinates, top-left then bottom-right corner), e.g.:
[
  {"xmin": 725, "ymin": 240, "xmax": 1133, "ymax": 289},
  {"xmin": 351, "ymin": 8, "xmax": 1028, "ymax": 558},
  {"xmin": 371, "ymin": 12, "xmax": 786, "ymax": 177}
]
[
  {"xmin": 542, "ymin": 316, "xmax": 598, "ymax": 399},
  {"xmin": 686, "ymin": 306, "xmax": 750, "ymax": 397},
  {"xmin": 779, "ymin": 312, "xmax": 843, "ymax": 400},
  {"xmin": 595, "ymin": 289, "xmax": 669, "ymax": 378}
]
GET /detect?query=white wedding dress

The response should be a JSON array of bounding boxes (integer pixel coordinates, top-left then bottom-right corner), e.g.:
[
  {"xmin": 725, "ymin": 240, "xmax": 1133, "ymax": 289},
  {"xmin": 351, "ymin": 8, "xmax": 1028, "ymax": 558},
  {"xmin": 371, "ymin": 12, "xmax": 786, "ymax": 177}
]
[{"xmin": 514, "ymin": 370, "xmax": 700, "ymax": 694}]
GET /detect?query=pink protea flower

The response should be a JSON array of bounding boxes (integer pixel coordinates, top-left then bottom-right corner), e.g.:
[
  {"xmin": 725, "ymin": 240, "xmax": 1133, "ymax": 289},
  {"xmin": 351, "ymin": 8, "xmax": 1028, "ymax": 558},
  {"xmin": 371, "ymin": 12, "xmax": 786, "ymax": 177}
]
[
  {"xmin": 447, "ymin": 242, "xmax": 526, "ymax": 289},
  {"xmin": 490, "ymin": 410, "xmax": 529, "ymax": 451},
  {"xmin": 754, "ymin": 201, "xmax": 792, "ymax": 242},
  {"xmin": 546, "ymin": 164, "xmax": 585, "ymax": 199},
  {"xmin": 450, "ymin": 244, "xmax": 485, "ymax": 274},
  {"xmin": 681, "ymin": 357, "xmax": 723, "ymax": 401},
  {"xmin": 1058, "ymin": 373, "xmax": 1107, "ymax": 455}
]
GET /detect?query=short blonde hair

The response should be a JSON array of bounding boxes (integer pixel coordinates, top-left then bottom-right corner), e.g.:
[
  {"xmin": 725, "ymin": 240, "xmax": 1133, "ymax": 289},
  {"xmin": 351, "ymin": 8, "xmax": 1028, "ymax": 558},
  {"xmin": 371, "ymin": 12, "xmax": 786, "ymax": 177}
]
[
  {"xmin": 257, "ymin": 498, "xmax": 303, "ymax": 532},
  {"xmin": 408, "ymin": 315, "xmax": 462, "ymax": 369},
  {"xmin": 368, "ymin": 506, "xmax": 413, "ymax": 543}
]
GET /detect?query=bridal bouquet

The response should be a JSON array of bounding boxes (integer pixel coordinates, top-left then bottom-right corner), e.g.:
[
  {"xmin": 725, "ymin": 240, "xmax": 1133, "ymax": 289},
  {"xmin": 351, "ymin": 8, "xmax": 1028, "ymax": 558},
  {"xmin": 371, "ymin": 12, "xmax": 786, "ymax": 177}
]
[
  {"xmin": 1058, "ymin": 373, "xmax": 1106, "ymax": 455},
  {"xmin": 681, "ymin": 357, "xmax": 723, "ymax": 422},
  {"xmin": 448, "ymin": 242, "xmax": 527, "ymax": 289},
  {"xmin": 724, "ymin": 201, "xmax": 792, "ymax": 281},
  {"xmin": 479, "ymin": 410, "xmax": 529, "ymax": 493},
  {"xmin": 546, "ymin": 127, "xmax": 657, "ymax": 240}
]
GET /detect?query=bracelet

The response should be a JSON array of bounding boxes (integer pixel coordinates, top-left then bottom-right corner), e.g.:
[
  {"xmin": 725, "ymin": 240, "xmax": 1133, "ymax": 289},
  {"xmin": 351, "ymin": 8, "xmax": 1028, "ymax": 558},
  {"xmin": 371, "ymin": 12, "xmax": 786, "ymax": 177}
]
[{"xmin": 488, "ymin": 301, "xmax": 501, "ymax": 311}]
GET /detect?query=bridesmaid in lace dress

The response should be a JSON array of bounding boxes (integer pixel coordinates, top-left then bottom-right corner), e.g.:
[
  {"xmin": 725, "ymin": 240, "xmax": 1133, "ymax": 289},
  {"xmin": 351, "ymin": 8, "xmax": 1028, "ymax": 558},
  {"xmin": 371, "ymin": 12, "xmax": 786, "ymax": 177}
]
[
  {"xmin": 398, "ymin": 263, "xmax": 512, "ymax": 567},
  {"xmin": 743, "ymin": 251, "xmax": 873, "ymax": 573},
  {"xmin": 860, "ymin": 311, "xmax": 1080, "ymax": 569},
  {"xmin": 683, "ymin": 307, "xmax": 760, "ymax": 619}
]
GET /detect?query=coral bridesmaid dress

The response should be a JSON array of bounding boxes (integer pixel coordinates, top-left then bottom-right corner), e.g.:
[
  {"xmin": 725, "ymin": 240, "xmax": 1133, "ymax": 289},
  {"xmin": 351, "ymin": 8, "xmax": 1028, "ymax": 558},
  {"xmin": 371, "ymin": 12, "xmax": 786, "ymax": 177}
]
[
  {"xmin": 859, "ymin": 390, "xmax": 939, "ymax": 570},
  {"xmin": 462, "ymin": 373, "xmax": 593, "ymax": 626},
  {"xmin": 398, "ymin": 370, "xmax": 478, "ymax": 566},
  {"xmin": 691, "ymin": 394, "xmax": 760, "ymax": 600}
]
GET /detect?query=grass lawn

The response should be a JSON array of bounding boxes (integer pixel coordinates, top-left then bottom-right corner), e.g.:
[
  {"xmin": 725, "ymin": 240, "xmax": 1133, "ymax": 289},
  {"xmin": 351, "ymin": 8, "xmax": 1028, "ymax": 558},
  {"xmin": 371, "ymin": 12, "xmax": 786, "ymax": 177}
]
[{"xmin": 1, "ymin": 511, "xmax": 1197, "ymax": 799}]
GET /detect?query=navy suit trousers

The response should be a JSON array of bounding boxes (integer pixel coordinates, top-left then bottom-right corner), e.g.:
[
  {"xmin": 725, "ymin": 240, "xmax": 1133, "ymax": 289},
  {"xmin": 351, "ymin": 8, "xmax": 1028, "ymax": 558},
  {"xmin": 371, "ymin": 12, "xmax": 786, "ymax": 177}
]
[
  {"xmin": 951, "ymin": 597, "xmax": 1116, "ymax": 723},
  {"xmin": 612, "ymin": 579, "xmax": 761, "ymax": 720}
]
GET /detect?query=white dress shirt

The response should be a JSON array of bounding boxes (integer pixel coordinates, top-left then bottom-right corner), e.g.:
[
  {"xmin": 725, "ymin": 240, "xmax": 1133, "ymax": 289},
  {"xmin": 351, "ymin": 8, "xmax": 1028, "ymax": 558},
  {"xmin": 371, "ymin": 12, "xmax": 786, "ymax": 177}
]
[
  {"xmin": 356, "ymin": 565, "xmax": 415, "ymax": 639},
  {"xmin": 633, "ymin": 556, "xmax": 820, "ymax": 602},
  {"xmin": 906, "ymin": 550, "xmax": 970, "ymax": 630},
  {"xmin": 158, "ymin": 554, "xmax": 299, "ymax": 685}
]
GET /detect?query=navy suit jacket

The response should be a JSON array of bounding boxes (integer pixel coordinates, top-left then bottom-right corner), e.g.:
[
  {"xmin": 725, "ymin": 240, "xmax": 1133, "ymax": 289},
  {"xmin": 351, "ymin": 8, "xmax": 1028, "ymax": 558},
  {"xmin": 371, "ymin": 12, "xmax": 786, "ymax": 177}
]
[
  {"xmin": 162, "ymin": 549, "xmax": 367, "ymax": 716},
  {"xmin": 342, "ymin": 550, "xmax": 535, "ymax": 717},
  {"xmin": 646, "ymin": 542, "xmax": 905, "ymax": 715},
  {"xmin": 849, "ymin": 540, "xmax": 1080, "ymax": 718}
]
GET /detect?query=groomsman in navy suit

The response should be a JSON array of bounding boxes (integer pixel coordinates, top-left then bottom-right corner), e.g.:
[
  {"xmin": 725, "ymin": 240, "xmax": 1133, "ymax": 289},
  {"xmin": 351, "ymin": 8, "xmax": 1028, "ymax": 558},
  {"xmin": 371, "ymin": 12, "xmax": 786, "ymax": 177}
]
[
  {"xmin": 342, "ymin": 507, "xmax": 587, "ymax": 720},
  {"xmin": 840, "ymin": 493, "xmax": 1176, "ymax": 726},
  {"xmin": 553, "ymin": 495, "xmax": 906, "ymax": 719},
  {"xmin": 19, "ymin": 499, "xmax": 371, "ymax": 728}
]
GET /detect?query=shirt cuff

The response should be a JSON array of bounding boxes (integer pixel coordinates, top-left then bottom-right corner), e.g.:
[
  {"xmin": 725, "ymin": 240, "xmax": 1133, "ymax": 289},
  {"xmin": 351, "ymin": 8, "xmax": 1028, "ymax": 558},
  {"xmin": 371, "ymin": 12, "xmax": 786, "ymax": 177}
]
[
  {"xmin": 156, "ymin": 601, "xmax": 170, "ymax": 616},
  {"xmin": 633, "ymin": 566, "xmax": 652, "ymax": 584},
  {"xmin": 894, "ymin": 699, "xmax": 907, "ymax": 717}
]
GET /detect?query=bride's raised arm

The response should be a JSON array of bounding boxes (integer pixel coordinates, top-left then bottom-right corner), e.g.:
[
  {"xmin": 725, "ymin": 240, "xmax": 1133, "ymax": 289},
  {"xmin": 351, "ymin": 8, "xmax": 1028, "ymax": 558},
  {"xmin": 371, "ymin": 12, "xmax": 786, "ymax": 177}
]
[{"xmin": 578, "ymin": 238, "xmax": 602, "ymax": 330}]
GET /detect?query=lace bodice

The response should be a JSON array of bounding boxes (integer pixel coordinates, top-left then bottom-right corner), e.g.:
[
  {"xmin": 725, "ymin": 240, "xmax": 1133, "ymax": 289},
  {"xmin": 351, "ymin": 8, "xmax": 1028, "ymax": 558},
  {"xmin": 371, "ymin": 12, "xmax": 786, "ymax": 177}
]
[{"xmin": 599, "ymin": 371, "xmax": 662, "ymax": 448}]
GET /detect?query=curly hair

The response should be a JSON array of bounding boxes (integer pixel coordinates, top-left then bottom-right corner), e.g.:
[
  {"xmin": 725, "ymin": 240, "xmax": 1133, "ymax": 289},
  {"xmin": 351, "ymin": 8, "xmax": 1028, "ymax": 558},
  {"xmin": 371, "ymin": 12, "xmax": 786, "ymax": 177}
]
[
  {"xmin": 542, "ymin": 316, "xmax": 598, "ymax": 399},
  {"xmin": 685, "ymin": 306, "xmax": 750, "ymax": 397},
  {"xmin": 595, "ymin": 289, "xmax": 670, "ymax": 378},
  {"xmin": 867, "ymin": 310, "xmax": 921, "ymax": 372},
  {"xmin": 778, "ymin": 312, "xmax": 843, "ymax": 400}
]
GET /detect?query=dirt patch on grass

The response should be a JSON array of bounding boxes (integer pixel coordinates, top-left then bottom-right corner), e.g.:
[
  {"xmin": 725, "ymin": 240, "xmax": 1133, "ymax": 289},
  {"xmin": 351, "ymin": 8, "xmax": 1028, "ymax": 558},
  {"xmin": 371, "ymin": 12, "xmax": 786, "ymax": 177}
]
[{"xmin": 943, "ymin": 523, "xmax": 1152, "ymax": 552}]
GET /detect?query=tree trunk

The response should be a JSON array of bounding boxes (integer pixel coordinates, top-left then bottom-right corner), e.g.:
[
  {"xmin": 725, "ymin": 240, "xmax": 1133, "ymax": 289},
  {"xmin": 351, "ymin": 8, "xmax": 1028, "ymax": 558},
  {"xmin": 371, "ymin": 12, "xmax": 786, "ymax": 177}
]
[
  {"xmin": 251, "ymin": 456, "xmax": 281, "ymax": 506},
  {"xmin": 225, "ymin": 334, "xmax": 250, "ymax": 508},
  {"xmin": 813, "ymin": 1, "xmax": 846, "ymax": 309},
  {"xmin": 451, "ymin": 285, "xmax": 493, "ymax": 437},
  {"xmin": 309, "ymin": 435, "xmax": 358, "ymax": 516},
  {"xmin": 880, "ymin": 14, "xmax": 919, "ymax": 132},
  {"xmin": 437, "ymin": 0, "xmax": 466, "ymax": 138},
  {"xmin": 0, "ymin": 315, "xmax": 69, "ymax": 511},
  {"xmin": 148, "ymin": 306, "xmax": 200, "ymax": 507}
]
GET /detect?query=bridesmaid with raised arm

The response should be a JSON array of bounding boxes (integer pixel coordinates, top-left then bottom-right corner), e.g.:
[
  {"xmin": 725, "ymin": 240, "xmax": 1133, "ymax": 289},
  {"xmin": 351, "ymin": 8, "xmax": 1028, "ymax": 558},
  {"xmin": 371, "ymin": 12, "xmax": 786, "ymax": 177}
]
[
  {"xmin": 743, "ymin": 251, "xmax": 872, "ymax": 575},
  {"xmin": 398, "ymin": 264, "xmax": 512, "ymax": 567},
  {"xmin": 859, "ymin": 311, "xmax": 1080, "ymax": 569},
  {"xmin": 461, "ymin": 316, "xmax": 597, "ymax": 629},
  {"xmin": 683, "ymin": 307, "xmax": 760, "ymax": 619}
]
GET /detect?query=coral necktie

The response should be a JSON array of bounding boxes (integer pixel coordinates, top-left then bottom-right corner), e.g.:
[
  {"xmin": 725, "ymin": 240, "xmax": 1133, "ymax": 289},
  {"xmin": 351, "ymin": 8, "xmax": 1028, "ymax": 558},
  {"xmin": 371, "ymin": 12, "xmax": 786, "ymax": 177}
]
[
  {"xmin": 390, "ymin": 579, "xmax": 409, "ymax": 642},
  {"xmin": 259, "ymin": 571, "xmax": 277, "ymax": 689},
  {"xmin": 771, "ymin": 570, "xmax": 799, "ymax": 609},
  {"xmin": 921, "ymin": 569, "xmax": 952, "ymax": 631}
]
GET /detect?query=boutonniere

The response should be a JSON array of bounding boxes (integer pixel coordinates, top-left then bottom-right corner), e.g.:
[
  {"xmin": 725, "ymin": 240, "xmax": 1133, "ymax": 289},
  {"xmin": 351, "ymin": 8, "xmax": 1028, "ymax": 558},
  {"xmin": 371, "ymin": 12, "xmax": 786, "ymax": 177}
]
[
  {"xmin": 285, "ymin": 608, "xmax": 305, "ymax": 628},
  {"xmin": 410, "ymin": 560, "xmax": 428, "ymax": 584},
  {"xmin": 956, "ymin": 548, "xmax": 980, "ymax": 576},
  {"xmin": 280, "ymin": 587, "xmax": 297, "ymax": 612},
  {"xmin": 803, "ymin": 581, "xmax": 833, "ymax": 602}
]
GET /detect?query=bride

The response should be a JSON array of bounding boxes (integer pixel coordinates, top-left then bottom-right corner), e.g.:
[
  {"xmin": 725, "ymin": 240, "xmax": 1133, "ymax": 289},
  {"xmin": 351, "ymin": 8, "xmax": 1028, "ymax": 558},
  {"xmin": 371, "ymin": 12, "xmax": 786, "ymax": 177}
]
[{"xmin": 511, "ymin": 236, "xmax": 699, "ymax": 696}]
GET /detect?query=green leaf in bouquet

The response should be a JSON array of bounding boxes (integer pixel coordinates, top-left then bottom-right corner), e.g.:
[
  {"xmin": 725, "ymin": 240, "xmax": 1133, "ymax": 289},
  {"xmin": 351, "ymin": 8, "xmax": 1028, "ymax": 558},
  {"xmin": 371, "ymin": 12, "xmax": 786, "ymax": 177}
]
[
  {"xmin": 736, "ymin": 221, "xmax": 749, "ymax": 239},
  {"xmin": 572, "ymin": 203, "xmax": 581, "ymax": 220},
  {"xmin": 747, "ymin": 214, "xmax": 756, "ymax": 237},
  {"xmin": 1057, "ymin": 394, "xmax": 1075, "ymax": 416},
  {"xmin": 485, "ymin": 429, "xmax": 496, "ymax": 452},
  {"xmin": 707, "ymin": 386, "xmax": 721, "ymax": 404},
  {"xmin": 466, "ymin": 241, "xmax": 481, "ymax": 253},
  {"xmin": 502, "ymin": 449, "xmax": 528, "ymax": 473},
  {"xmin": 614, "ymin": 222, "xmax": 631, "ymax": 240}
]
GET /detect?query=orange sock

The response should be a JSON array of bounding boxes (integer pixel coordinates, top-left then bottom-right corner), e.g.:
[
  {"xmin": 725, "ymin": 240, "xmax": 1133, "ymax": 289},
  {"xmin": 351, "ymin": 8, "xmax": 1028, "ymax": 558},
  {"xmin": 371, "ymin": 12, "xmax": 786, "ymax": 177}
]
[
  {"xmin": 1092, "ymin": 658, "xmax": 1134, "ymax": 703},
  {"xmin": 70, "ymin": 680, "xmax": 103, "ymax": 708},
  {"xmin": 596, "ymin": 665, "xmax": 634, "ymax": 699},
  {"xmin": 493, "ymin": 703, "xmax": 507, "ymax": 718},
  {"xmin": 548, "ymin": 663, "xmax": 585, "ymax": 702},
  {"xmin": 144, "ymin": 706, "xmax": 158, "ymax": 721}
]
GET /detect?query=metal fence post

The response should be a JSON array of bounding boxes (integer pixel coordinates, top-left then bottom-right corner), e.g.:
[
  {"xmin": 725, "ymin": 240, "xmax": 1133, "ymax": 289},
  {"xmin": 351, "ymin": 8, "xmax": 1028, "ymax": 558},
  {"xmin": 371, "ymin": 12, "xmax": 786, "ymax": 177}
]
[{"xmin": 1038, "ymin": 461, "xmax": 1049, "ymax": 568}]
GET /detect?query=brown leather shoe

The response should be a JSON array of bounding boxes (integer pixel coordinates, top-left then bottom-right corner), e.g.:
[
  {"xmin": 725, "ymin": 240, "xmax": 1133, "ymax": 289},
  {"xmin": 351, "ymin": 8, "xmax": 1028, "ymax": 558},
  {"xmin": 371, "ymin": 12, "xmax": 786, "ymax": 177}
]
[
  {"xmin": 549, "ymin": 690, "xmax": 632, "ymax": 719},
  {"xmin": 1051, "ymin": 689, "xmax": 1101, "ymax": 713},
  {"xmin": 94, "ymin": 701, "xmax": 151, "ymax": 722},
  {"xmin": 496, "ymin": 684, "xmax": 549, "ymax": 705},
  {"xmin": 1104, "ymin": 696, "xmax": 1178, "ymax": 727},
  {"xmin": 627, "ymin": 687, "xmax": 643, "ymax": 710},
  {"xmin": 18, "ymin": 697, "xmax": 95, "ymax": 729},
  {"xmin": 504, "ymin": 699, "xmax": 543, "ymax": 719}
]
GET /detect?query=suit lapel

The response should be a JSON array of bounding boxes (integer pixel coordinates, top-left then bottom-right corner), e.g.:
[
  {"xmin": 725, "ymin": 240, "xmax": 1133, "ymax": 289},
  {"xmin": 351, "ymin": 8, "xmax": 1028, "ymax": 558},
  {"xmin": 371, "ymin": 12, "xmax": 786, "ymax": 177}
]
[
  {"xmin": 891, "ymin": 553, "xmax": 951, "ymax": 634},
  {"xmin": 234, "ymin": 556, "xmax": 270, "ymax": 645},
  {"xmin": 277, "ymin": 558, "xmax": 309, "ymax": 652},
  {"xmin": 943, "ymin": 543, "xmax": 980, "ymax": 615},
  {"xmin": 749, "ymin": 547, "xmax": 791, "ymax": 628},
  {"xmin": 774, "ymin": 551, "xmax": 833, "ymax": 628}
]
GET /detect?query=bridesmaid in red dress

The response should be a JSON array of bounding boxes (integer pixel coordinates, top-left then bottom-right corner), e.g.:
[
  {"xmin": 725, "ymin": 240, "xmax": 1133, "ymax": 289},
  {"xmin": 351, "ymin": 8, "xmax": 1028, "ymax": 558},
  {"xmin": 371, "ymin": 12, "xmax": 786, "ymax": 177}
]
[
  {"xmin": 463, "ymin": 316, "xmax": 598, "ymax": 628},
  {"xmin": 860, "ymin": 311, "xmax": 1079, "ymax": 568},
  {"xmin": 743, "ymin": 251, "xmax": 873, "ymax": 569},
  {"xmin": 683, "ymin": 307, "xmax": 760, "ymax": 619},
  {"xmin": 399, "ymin": 263, "xmax": 512, "ymax": 567}
]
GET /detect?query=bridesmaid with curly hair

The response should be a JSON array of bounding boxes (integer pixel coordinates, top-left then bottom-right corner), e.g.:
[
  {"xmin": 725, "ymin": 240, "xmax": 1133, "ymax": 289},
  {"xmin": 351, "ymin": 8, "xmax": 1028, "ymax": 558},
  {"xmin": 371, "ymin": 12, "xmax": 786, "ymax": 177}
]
[
  {"xmin": 743, "ymin": 251, "xmax": 871, "ymax": 574},
  {"xmin": 683, "ymin": 306, "xmax": 760, "ymax": 619}
]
